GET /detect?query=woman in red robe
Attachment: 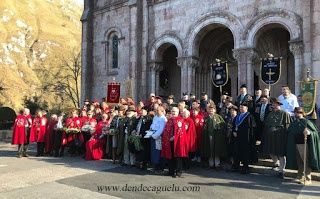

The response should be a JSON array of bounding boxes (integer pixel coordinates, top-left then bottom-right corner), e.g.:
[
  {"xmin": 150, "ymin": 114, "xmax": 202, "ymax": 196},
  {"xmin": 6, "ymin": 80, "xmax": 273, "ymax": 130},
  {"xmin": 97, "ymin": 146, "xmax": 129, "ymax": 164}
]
[
  {"xmin": 12, "ymin": 109, "xmax": 27, "ymax": 158},
  {"xmin": 81, "ymin": 111, "xmax": 97, "ymax": 148},
  {"xmin": 85, "ymin": 113, "xmax": 109, "ymax": 160},
  {"xmin": 182, "ymin": 109, "xmax": 197, "ymax": 153},
  {"xmin": 45, "ymin": 114, "xmax": 58, "ymax": 155},
  {"xmin": 64, "ymin": 110, "xmax": 83, "ymax": 156},
  {"xmin": 191, "ymin": 107, "xmax": 205, "ymax": 162},
  {"xmin": 161, "ymin": 107, "xmax": 187, "ymax": 177},
  {"xmin": 30, "ymin": 110, "xmax": 48, "ymax": 156}
]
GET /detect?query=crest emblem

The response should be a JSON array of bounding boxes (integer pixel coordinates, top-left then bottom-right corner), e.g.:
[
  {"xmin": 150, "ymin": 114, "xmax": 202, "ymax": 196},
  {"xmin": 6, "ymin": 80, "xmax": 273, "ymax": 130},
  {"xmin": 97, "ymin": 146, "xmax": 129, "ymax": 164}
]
[
  {"xmin": 211, "ymin": 62, "xmax": 228, "ymax": 87},
  {"xmin": 261, "ymin": 57, "xmax": 281, "ymax": 85}
]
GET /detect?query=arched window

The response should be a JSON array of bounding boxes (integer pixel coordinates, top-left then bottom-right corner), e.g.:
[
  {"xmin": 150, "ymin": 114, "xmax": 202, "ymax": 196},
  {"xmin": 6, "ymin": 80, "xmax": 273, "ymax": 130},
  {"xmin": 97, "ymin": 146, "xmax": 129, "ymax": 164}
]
[{"xmin": 112, "ymin": 35, "xmax": 119, "ymax": 69}]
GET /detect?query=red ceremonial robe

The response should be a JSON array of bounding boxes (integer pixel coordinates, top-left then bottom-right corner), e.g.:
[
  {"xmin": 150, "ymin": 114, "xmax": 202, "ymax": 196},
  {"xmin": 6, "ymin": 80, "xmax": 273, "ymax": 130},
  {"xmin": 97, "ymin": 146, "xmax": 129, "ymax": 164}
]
[
  {"xmin": 192, "ymin": 114, "xmax": 205, "ymax": 151},
  {"xmin": 62, "ymin": 117, "xmax": 83, "ymax": 145},
  {"xmin": 25, "ymin": 114, "xmax": 32, "ymax": 128},
  {"xmin": 161, "ymin": 116, "xmax": 188, "ymax": 159},
  {"xmin": 185, "ymin": 117, "xmax": 197, "ymax": 153},
  {"xmin": 85, "ymin": 120, "xmax": 107, "ymax": 160},
  {"xmin": 30, "ymin": 116, "xmax": 48, "ymax": 142},
  {"xmin": 45, "ymin": 120, "xmax": 57, "ymax": 153},
  {"xmin": 11, "ymin": 114, "xmax": 27, "ymax": 145}
]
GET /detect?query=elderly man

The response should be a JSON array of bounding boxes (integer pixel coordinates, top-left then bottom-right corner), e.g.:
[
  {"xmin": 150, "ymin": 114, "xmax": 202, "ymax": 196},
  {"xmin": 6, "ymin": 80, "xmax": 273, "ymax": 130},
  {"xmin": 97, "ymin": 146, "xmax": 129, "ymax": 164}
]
[
  {"xmin": 278, "ymin": 86, "xmax": 299, "ymax": 117},
  {"xmin": 235, "ymin": 84, "xmax": 252, "ymax": 108},
  {"xmin": 232, "ymin": 102, "xmax": 256, "ymax": 174},
  {"xmin": 286, "ymin": 107, "xmax": 320, "ymax": 185},
  {"xmin": 162, "ymin": 107, "xmax": 187, "ymax": 177},
  {"xmin": 202, "ymin": 103, "xmax": 227, "ymax": 169},
  {"xmin": 149, "ymin": 106, "xmax": 167, "ymax": 172},
  {"xmin": 263, "ymin": 98, "xmax": 291, "ymax": 179}
]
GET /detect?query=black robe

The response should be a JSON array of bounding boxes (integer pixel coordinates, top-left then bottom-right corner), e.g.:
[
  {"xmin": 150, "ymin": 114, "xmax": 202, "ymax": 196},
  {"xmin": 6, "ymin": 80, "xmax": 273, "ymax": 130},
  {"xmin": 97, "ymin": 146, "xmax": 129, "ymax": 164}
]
[{"xmin": 232, "ymin": 112, "xmax": 257, "ymax": 164}]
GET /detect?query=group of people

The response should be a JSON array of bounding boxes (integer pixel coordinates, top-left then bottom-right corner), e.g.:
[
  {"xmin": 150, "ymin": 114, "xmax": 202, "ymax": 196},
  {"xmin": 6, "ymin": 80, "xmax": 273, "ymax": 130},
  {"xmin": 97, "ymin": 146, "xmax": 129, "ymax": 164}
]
[{"xmin": 11, "ymin": 84, "xmax": 320, "ymax": 185}]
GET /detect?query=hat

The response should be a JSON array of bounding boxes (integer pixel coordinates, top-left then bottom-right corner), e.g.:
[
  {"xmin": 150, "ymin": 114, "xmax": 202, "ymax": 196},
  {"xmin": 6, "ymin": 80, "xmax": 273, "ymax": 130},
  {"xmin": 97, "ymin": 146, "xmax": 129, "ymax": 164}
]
[
  {"xmin": 240, "ymin": 84, "xmax": 247, "ymax": 89},
  {"xmin": 182, "ymin": 92, "xmax": 188, "ymax": 96},
  {"xmin": 84, "ymin": 99, "xmax": 90, "ymax": 102},
  {"xmin": 228, "ymin": 105, "xmax": 238, "ymax": 111},
  {"xmin": 270, "ymin": 97, "xmax": 283, "ymax": 105},
  {"xmin": 240, "ymin": 102, "xmax": 249, "ymax": 107},
  {"xmin": 127, "ymin": 105, "xmax": 136, "ymax": 112},
  {"xmin": 168, "ymin": 95, "xmax": 174, "ymax": 99},
  {"xmin": 201, "ymin": 92, "xmax": 207, "ymax": 96},
  {"xmin": 150, "ymin": 93, "xmax": 155, "ymax": 97},
  {"xmin": 155, "ymin": 96, "xmax": 162, "ymax": 100}
]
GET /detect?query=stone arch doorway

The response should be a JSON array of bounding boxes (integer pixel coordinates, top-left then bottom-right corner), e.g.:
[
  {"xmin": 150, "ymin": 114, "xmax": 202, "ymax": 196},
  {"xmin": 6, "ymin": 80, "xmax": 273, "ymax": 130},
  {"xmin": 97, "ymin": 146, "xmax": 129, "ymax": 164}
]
[
  {"xmin": 154, "ymin": 43, "xmax": 181, "ymax": 97},
  {"xmin": 196, "ymin": 25, "xmax": 236, "ymax": 103},
  {"xmin": 254, "ymin": 24, "xmax": 295, "ymax": 97}
]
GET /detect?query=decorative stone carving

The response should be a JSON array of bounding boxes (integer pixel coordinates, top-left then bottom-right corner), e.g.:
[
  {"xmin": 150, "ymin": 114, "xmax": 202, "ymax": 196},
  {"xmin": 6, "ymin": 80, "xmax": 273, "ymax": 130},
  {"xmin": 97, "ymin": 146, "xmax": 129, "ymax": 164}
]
[{"xmin": 289, "ymin": 40, "xmax": 304, "ymax": 56}]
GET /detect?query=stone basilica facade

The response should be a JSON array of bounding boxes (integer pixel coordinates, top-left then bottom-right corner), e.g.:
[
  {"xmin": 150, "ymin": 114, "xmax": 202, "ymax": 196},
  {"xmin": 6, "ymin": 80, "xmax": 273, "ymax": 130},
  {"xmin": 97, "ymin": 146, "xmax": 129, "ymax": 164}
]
[{"xmin": 81, "ymin": 0, "xmax": 320, "ymax": 104}]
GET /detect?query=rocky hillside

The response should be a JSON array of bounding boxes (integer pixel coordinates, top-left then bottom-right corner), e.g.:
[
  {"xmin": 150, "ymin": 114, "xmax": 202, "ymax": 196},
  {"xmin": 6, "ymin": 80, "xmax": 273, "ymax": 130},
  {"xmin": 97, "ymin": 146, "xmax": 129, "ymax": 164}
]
[{"xmin": 0, "ymin": 0, "xmax": 82, "ymax": 111}]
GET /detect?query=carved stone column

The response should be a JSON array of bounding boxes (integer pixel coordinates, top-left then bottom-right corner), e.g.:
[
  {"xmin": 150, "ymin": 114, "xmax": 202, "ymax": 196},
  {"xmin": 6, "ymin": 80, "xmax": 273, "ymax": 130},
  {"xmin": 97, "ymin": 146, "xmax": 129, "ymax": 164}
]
[
  {"xmin": 233, "ymin": 48, "xmax": 259, "ymax": 95},
  {"xmin": 289, "ymin": 40, "xmax": 304, "ymax": 95},
  {"xmin": 177, "ymin": 56, "xmax": 199, "ymax": 97},
  {"xmin": 149, "ymin": 61, "xmax": 162, "ymax": 95}
]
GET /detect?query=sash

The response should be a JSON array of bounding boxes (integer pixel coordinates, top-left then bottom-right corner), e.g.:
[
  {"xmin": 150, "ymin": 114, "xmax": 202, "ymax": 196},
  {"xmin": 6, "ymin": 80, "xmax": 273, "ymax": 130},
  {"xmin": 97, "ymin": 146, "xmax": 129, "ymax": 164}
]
[{"xmin": 235, "ymin": 112, "xmax": 249, "ymax": 131}]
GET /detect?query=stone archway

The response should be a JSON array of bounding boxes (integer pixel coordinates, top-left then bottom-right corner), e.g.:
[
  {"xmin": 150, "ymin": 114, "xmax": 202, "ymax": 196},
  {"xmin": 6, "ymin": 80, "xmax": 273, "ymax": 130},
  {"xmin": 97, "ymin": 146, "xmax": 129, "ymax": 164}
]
[
  {"xmin": 184, "ymin": 12, "xmax": 243, "ymax": 100},
  {"xmin": 190, "ymin": 24, "xmax": 236, "ymax": 102},
  {"xmin": 244, "ymin": 10, "xmax": 304, "ymax": 95},
  {"xmin": 149, "ymin": 33, "xmax": 184, "ymax": 97},
  {"xmin": 254, "ymin": 24, "xmax": 295, "ymax": 97}
]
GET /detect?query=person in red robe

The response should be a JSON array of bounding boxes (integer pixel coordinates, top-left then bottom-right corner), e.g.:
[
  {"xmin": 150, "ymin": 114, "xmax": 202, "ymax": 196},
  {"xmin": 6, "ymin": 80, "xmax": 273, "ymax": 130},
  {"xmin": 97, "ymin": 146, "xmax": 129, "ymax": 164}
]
[
  {"xmin": 182, "ymin": 109, "xmax": 197, "ymax": 170},
  {"xmin": 64, "ymin": 109, "xmax": 83, "ymax": 156},
  {"xmin": 45, "ymin": 114, "xmax": 58, "ymax": 155},
  {"xmin": 23, "ymin": 108, "xmax": 33, "ymax": 157},
  {"xmin": 30, "ymin": 110, "xmax": 48, "ymax": 156},
  {"xmin": 191, "ymin": 107, "xmax": 205, "ymax": 162},
  {"xmin": 11, "ymin": 109, "xmax": 27, "ymax": 158},
  {"xmin": 81, "ymin": 110, "xmax": 97, "ymax": 153},
  {"xmin": 85, "ymin": 113, "xmax": 109, "ymax": 160},
  {"xmin": 161, "ymin": 107, "xmax": 187, "ymax": 178},
  {"xmin": 183, "ymin": 109, "xmax": 197, "ymax": 153}
]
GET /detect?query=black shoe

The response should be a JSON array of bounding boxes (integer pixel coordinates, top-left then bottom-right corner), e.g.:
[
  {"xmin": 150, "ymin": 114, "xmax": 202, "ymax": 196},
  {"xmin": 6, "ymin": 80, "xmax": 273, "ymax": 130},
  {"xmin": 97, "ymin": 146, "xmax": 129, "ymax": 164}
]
[
  {"xmin": 171, "ymin": 174, "xmax": 177, "ymax": 178},
  {"xmin": 278, "ymin": 172, "xmax": 284, "ymax": 179},
  {"xmin": 240, "ymin": 167, "xmax": 249, "ymax": 174},
  {"xmin": 176, "ymin": 172, "xmax": 182, "ymax": 177}
]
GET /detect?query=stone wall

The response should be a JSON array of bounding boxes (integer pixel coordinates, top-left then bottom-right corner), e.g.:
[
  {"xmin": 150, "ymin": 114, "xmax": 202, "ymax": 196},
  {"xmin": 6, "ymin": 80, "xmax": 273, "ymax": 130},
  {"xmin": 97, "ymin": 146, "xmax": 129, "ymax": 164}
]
[{"xmin": 81, "ymin": 0, "xmax": 320, "ymax": 106}]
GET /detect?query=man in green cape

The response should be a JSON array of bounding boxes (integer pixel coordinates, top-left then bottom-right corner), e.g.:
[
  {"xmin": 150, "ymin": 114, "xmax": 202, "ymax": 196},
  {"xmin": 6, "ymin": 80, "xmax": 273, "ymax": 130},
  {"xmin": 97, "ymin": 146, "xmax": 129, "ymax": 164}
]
[
  {"xmin": 286, "ymin": 107, "xmax": 320, "ymax": 185},
  {"xmin": 263, "ymin": 98, "xmax": 291, "ymax": 178},
  {"xmin": 201, "ymin": 103, "xmax": 227, "ymax": 169}
]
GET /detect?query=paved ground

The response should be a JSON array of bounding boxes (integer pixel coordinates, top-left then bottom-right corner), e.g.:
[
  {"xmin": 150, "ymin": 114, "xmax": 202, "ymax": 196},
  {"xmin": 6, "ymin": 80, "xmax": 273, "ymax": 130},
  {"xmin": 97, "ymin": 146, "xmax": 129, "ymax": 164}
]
[{"xmin": 0, "ymin": 142, "xmax": 319, "ymax": 199}]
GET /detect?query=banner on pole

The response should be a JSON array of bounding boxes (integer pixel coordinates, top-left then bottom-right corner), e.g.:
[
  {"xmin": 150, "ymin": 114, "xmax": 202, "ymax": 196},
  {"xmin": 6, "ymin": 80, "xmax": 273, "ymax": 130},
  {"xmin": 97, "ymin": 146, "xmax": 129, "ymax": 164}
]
[
  {"xmin": 301, "ymin": 80, "xmax": 317, "ymax": 115},
  {"xmin": 261, "ymin": 57, "xmax": 281, "ymax": 85},
  {"xmin": 210, "ymin": 62, "xmax": 229, "ymax": 87},
  {"xmin": 107, "ymin": 82, "xmax": 120, "ymax": 103}
]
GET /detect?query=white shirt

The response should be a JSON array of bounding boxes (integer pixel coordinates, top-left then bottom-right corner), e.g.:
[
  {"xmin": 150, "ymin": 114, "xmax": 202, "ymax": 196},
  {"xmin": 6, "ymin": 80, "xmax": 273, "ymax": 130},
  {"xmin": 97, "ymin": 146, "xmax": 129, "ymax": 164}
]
[
  {"xmin": 278, "ymin": 94, "xmax": 299, "ymax": 116},
  {"xmin": 150, "ymin": 115, "xmax": 167, "ymax": 139}
]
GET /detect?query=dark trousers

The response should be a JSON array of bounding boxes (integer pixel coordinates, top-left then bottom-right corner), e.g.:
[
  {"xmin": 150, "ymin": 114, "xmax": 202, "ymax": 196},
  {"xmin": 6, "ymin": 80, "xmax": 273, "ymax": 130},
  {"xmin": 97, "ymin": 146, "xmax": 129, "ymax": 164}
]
[
  {"xmin": 23, "ymin": 127, "xmax": 30, "ymax": 153},
  {"xmin": 53, "ymin": 130, "xmax": 63, "ymax": 156},
  {"xmin": 37, "ymin": 142, "xmax": 45, "ymax": 156},
  {"xmin": 168, "ymin": 141, "xmax": 183, "ymax": 176}
]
